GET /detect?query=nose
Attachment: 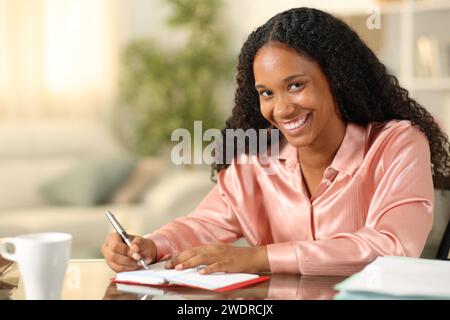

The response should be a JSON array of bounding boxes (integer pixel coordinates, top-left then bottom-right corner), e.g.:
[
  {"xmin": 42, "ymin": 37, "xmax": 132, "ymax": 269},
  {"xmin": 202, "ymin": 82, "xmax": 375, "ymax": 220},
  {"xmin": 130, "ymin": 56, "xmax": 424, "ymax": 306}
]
[{"xmin": 273, "ymin": 94, "xmax": 296, "ymax": 119}]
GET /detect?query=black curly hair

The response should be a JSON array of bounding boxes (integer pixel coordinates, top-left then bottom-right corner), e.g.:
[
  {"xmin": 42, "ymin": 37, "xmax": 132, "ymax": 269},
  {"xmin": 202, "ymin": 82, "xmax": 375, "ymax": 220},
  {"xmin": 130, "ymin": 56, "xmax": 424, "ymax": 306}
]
[{"xmin": 211, "ymin": 7, "xmax": 450, "ymax": 189}]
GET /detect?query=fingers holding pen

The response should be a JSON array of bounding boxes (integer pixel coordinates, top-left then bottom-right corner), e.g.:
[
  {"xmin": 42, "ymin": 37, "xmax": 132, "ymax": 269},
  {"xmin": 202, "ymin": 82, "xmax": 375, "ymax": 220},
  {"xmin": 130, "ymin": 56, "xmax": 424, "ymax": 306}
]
[
  {"xmin": 129, "ymin": 236, "xmax": 145, "ymax": 259},
  {"xmin": 102, "ymin": 241, "xmax": 139, "ymax": 269},
  {"xmin": 129, "ymin": 236, "xmax": 157, "ymax": 265}
]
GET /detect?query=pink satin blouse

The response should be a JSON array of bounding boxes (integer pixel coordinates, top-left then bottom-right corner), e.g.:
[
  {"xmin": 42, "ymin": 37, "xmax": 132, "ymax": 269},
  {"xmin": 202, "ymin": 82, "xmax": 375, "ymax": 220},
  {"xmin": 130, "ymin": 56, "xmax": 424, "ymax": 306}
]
[{"xmin": 145, "ymin": 120, "xmax": 434, "ymax": 276}]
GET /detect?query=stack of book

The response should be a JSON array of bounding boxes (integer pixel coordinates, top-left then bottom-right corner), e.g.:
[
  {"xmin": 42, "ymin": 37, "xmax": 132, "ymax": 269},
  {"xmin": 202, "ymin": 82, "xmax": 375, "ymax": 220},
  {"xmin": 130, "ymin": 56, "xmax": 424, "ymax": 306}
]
[{"xmin": 334, "ymin": 256, "xmax": 450, "ymax": 300}]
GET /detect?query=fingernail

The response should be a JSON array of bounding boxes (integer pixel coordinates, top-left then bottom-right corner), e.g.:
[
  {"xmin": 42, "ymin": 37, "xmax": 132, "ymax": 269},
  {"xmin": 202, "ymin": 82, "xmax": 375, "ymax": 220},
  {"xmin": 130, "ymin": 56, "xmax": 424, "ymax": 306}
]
[
  {"xmin": 199, "ymin": 269, "xmax": 206, "ymax": 274},
  {"xmin": 175, "ymin": 264, "xmax": 182, "ymax": 270},
  {"xmin": 132, "ymin": 253, "xmax": 140, "ymax": 260}
]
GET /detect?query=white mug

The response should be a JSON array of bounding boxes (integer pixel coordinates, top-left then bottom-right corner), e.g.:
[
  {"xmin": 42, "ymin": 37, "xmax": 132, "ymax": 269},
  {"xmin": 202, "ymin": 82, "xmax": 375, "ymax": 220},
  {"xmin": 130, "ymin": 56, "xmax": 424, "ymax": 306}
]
[{"xmin": 0, "ymin": 232, "xmax": 72, "ymax": 300}]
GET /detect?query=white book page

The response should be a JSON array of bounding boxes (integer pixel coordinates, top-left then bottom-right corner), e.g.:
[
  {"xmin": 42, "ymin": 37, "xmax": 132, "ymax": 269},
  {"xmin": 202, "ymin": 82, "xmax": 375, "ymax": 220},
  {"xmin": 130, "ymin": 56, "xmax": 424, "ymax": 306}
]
[
  {"xmin": 115, "ymin": 283, "xmax": 168, "ymax": 296},
  {"xmin": 116, "ymin": 261, "xmax": 260, "ymax": 290},
  {"xmin": 115, "ymin": 261, "xmax": 203, "ymax": 285},
  {"xmin": 166, "ymin": 272, "xmax": 259, "ymax": 291}
]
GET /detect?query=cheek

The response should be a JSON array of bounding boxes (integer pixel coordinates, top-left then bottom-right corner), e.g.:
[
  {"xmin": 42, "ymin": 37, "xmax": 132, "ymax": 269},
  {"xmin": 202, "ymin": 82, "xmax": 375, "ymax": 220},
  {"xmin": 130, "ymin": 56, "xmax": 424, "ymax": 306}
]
[
  {"xmin": 259, "ymin": 100, "xmax": 273, "ymax": 121},
  {"xmin": 293, "ymin": 88, "xmax": 314, "ymax": 108},
  {"xmin": 318, "ymin": 101, "xmax": 338, "ymax": 122}
]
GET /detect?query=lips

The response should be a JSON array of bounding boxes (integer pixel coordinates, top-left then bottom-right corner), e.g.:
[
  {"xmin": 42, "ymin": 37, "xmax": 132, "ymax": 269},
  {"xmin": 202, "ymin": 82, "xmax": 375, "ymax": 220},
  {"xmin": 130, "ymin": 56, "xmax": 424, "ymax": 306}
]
[{"xmin": 279, "ymin": 113, "xmax": 311, "ymax": 131}]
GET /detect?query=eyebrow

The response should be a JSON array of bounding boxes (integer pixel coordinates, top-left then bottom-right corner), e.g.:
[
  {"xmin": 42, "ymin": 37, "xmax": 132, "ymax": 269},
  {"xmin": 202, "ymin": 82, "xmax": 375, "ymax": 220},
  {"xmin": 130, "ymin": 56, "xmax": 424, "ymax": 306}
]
[{"xmin": 255, "ymin": 73, "xmax": 307, "ymax": 89}]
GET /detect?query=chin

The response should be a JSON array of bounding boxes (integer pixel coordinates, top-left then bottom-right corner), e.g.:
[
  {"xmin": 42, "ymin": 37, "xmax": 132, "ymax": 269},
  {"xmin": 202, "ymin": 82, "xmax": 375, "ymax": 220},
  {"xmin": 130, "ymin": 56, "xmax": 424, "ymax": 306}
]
[{"xmin": 284, "ymin": 135, "xmax": 314, "ymax": 149}]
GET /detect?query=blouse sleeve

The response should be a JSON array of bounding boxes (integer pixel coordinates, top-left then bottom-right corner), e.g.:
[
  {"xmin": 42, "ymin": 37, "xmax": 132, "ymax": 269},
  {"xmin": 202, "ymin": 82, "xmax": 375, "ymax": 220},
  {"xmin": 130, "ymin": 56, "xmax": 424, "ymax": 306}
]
[
  {"xmin": 144, "ymin": 157, "xmax": 267, "ymax": 261},
  {"xmin": 266, "ymin": 125, "xmax": 434, "ymax": 275}
]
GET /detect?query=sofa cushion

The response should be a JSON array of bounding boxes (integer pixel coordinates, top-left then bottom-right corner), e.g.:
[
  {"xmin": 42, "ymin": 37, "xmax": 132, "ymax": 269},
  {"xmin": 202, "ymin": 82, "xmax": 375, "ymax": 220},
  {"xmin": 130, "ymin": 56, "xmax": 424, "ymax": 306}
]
[
  {"xmin": 0, "ymin": 157, "xmax": 78, "ymax": 209},
  {"xmin": 40, "ymin": 154, "xmax": 137, "ymax": 206},
  {"xmin": 111, "ymin": 157, "xmax": 168, "ymax": 204},
  {"xmin": 0, "ymin": 119, "xmax": 123, "ymax": 158},
  {"xmin": 142, "ymin": 167, "xmax": 214, "ymax": 229}
]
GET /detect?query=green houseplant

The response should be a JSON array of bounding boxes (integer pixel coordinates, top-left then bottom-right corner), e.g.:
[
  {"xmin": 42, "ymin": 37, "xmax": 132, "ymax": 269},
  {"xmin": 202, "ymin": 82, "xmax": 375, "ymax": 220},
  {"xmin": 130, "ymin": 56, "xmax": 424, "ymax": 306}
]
[{"xmin": 120, "ymin": 0, "xmax": 233, "ymax": 156}]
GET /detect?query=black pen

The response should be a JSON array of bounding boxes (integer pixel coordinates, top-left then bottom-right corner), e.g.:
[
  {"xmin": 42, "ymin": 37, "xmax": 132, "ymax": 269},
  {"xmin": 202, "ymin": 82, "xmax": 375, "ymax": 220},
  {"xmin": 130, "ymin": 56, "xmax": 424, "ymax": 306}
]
[{"xmin": 105, "ymin": 210, "xmax": 149, "ymax": 270}]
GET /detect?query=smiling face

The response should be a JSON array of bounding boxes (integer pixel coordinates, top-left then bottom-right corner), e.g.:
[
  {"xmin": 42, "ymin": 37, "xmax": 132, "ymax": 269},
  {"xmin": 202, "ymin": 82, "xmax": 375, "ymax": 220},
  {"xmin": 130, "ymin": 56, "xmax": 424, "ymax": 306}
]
[{"xmin": 253, "ymin": 42, "xmax": 345, "ymax": 151}]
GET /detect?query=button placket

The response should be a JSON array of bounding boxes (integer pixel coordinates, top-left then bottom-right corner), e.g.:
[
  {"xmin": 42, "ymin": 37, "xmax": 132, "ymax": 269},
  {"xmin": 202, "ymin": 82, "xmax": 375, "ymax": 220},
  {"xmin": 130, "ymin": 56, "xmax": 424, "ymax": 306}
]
[
  {"xmin": 311, "ymin": 168, "xmax": 338, "ymax": 202},
  {"xmin": 294, "ymin": 163, "xmax": 315, "ymax": 240}
]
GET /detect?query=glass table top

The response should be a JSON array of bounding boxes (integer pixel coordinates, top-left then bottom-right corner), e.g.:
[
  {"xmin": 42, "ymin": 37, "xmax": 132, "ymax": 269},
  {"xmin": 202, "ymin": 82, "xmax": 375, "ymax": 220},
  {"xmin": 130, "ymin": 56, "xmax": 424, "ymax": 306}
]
[{"xmin": 1, "ymin": 259, "xmax": 346, "ymax": 300}]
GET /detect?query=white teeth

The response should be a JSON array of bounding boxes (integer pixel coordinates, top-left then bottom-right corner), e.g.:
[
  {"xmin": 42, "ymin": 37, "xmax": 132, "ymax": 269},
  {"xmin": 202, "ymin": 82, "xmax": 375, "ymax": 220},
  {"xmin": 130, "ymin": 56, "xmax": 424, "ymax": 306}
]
[{"xmin": 282, "ymin": 114, "xmax": 310, "ymax": 130}]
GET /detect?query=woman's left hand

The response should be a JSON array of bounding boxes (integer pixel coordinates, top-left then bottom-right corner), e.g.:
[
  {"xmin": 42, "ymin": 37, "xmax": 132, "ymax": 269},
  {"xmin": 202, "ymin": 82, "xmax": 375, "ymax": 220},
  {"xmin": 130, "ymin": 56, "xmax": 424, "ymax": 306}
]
[{"xmin": 164, "ymin": 244, "xmax": 269, "ymax": 275}]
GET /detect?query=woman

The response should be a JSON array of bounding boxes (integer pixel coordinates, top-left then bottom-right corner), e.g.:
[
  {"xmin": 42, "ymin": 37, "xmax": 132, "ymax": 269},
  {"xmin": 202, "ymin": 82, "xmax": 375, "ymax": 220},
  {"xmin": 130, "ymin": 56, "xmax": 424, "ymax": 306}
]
[{"xmin": 102, "ymin": 8, "xmax": 450, "ymax": 276}]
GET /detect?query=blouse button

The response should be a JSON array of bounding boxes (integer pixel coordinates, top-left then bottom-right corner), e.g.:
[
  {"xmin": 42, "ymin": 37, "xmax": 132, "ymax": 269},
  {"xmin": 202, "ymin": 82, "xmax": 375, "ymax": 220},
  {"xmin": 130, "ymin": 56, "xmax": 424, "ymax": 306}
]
[{"xmin": 324, "ymin": 168, "xmax": 335, "ymax": 179}]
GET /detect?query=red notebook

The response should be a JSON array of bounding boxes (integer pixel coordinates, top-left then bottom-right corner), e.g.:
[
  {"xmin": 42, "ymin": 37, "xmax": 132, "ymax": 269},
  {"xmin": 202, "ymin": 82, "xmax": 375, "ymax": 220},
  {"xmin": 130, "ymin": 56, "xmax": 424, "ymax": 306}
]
[{"xmin": 112, "ymin": 261, "xmax": 269, "ymax": 292}]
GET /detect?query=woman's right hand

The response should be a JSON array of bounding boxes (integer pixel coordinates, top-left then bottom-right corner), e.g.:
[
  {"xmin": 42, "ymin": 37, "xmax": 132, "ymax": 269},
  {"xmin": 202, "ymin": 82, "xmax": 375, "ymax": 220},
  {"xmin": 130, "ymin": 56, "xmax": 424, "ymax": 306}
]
[{"xmin": 102, "ymin": 233, "xmax": 157, "ymax": 272}]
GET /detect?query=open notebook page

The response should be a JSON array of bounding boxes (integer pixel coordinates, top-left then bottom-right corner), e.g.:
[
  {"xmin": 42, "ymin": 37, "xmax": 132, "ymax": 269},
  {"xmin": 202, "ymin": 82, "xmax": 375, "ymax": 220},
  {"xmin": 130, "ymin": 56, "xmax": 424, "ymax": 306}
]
[
  {"xmin": 114, "ymin": 261, "xmax": 264, "ymax": 291},
  {"xmin": 114, "ymin": 261, "xmax": 195, "ymax": 285},
  {"xmin": 115, "ymin": 283, "xmax": 168, "ymax": 296},
  {"xmin": 166, "ymin": 270, "xmax": 260, "ymax": 291}
]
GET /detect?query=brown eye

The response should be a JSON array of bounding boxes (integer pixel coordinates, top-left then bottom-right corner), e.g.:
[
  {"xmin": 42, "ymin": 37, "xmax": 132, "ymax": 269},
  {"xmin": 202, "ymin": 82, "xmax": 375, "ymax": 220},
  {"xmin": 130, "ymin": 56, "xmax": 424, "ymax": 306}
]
[
  {"xmin": 288, "ymin": 82, "xmax": 304, "ymax": 91},
  {"xmin": 260, "ymin": 90, "xmax": 272, "ymax": 97}
]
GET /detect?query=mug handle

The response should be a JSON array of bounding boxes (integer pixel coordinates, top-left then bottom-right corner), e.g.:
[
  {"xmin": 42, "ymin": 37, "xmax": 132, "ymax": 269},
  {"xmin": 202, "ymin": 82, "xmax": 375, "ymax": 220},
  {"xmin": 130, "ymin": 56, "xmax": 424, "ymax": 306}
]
[{"xmin": 0, "ymin": 238, "xmax": 17, "ymax": 262}]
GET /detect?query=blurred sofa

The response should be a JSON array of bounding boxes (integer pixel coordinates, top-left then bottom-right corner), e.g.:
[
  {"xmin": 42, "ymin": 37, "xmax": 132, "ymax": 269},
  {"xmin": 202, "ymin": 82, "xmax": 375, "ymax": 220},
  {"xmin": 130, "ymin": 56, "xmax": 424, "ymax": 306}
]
[{"xmin": 0, "ymin": 119, "xmax": 215, "ymax": 258}]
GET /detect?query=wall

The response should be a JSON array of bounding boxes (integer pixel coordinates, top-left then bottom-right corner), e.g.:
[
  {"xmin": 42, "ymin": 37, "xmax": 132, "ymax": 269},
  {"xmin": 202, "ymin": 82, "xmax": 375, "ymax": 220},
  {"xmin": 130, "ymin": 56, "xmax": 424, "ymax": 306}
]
[{"xmin": 117, "ymin": 0, "xmax": 450, "ymax": 134}]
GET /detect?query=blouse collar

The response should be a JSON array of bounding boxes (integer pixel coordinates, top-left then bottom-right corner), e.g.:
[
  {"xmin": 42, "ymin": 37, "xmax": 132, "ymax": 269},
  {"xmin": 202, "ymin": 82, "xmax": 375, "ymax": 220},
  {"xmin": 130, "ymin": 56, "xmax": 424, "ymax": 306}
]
[{"xmin": 277, "ymin": 122, "xmax": 366, "ymax": 176}]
